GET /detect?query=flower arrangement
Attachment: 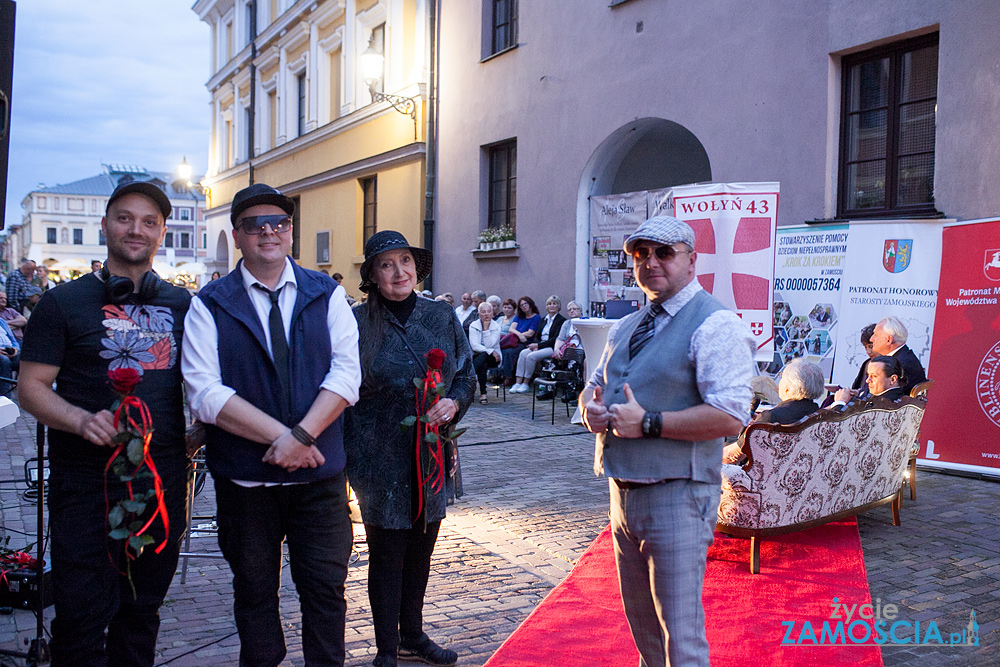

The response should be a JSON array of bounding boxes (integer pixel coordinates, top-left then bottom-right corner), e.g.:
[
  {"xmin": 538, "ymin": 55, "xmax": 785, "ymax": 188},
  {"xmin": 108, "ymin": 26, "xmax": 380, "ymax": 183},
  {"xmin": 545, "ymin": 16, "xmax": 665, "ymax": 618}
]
[
  {"xmin": 478, "ymin": 226, "xmax": 516, "ymax": 249},
  {"xmin": 400, "ymin": 348, "xmax": 465, "ymax": 521},
  {"xmin": 105, "ymin": 368, "xmax": 169, "ymax": 595}
]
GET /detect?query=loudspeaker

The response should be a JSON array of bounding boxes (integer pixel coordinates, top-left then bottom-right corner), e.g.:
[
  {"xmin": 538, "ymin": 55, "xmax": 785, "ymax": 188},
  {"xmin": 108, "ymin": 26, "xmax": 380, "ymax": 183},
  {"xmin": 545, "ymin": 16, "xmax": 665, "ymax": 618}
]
[
  {"xmin": 0, "ymin": 0, "xmax": 15, "ymax": 232},
  {"xmin": 100, "ymin": 266, "xmax": 161, "ymax": 305}
]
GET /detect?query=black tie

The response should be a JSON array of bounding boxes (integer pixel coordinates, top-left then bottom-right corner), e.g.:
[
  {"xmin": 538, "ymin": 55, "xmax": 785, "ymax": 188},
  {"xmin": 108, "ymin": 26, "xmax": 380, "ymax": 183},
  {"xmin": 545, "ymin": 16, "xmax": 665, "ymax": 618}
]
[
  {"xmin": 629, "ymin": 303, "xmax": 664, "ymax": 359},
  {"xmin": 258, "ymin": 285, "xmax": 291, "ymax": 414}
]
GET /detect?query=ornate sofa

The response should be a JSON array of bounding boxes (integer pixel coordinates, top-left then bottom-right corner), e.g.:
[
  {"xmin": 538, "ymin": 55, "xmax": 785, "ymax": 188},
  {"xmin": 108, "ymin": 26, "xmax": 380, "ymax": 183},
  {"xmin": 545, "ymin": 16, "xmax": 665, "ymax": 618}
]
[{"xmin": 716, "ymin": 394, "xmax": 926, "ymax": 573}]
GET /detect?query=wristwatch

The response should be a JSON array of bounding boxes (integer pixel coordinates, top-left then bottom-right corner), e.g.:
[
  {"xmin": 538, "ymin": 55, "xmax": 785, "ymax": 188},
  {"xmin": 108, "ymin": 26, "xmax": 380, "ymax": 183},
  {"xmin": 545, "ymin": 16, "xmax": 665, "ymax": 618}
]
[{"xmin": 642, "ymin": 412, "xmax": 653, "ymax": 438}]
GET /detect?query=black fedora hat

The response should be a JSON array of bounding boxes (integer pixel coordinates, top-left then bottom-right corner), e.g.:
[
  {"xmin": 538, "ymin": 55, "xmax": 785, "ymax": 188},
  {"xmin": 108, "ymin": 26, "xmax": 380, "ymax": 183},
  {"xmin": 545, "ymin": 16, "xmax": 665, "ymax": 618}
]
[
  {"xmin": 359, "ymin": 230, "xmax": 433, "ymax": 294},
  {"xmin": 230, "ymin": 183, "xmax": 295, "ymax": 224}
]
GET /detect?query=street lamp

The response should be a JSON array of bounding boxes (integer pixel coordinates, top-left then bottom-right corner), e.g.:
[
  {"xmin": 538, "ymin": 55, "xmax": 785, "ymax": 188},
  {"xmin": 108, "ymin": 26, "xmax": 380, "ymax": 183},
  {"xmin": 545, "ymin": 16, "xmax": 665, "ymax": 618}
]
[{"xmin": 360, "ymin": 36, "xmax": 418, "ymax": 140}]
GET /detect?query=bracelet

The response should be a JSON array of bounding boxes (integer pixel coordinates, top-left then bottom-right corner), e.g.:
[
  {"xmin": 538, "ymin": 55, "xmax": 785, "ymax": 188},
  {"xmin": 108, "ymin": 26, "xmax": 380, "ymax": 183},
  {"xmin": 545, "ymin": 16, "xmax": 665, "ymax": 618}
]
[
  {"xmin": 291, "ymin": 424, "xmax": 316, "ymax": 447},
  {"xmin": 642, "ymin": 411, "xmax": 662, "ymax": 438}
]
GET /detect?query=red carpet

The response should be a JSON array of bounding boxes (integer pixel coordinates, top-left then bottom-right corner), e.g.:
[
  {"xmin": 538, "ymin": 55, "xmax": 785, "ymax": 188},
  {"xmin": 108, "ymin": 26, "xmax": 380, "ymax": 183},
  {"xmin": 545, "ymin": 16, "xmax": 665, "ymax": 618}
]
[{"xmin": 485, "ymin": 520, "xmax": 882, "ymax": 667}]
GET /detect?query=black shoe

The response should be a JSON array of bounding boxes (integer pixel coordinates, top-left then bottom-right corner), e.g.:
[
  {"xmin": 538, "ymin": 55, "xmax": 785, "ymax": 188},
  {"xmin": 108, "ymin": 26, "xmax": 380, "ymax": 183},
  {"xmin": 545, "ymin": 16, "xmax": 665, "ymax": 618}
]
[
  {"xmin": 374, "ymin": 651, "xmax": 398, "ymax": 667},
  {"xmin": 398, "ymin": 638, "xmax": 457, "ymax": 666}
]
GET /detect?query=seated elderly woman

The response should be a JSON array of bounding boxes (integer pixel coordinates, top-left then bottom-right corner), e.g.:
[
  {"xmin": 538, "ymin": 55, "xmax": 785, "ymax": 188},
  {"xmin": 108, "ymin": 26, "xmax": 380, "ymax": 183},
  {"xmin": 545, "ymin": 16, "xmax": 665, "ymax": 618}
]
[
  {"xmin": 510, "ymin": 295, "xmax": 566, "ymax": 393},
  {"xmin": 721, "ymin": 358, "xmax": 824, "ymax": 464},
  {"xmin": 496, "ymin": 298, "xmax": 517, "ymax": 335},
  {"xmin": 550, "ymin": 301, "xmax": 584, "ymax": 361},
  {"xmin": 469, "ymin": 301, "xmax": 502, "ymax": 404}
]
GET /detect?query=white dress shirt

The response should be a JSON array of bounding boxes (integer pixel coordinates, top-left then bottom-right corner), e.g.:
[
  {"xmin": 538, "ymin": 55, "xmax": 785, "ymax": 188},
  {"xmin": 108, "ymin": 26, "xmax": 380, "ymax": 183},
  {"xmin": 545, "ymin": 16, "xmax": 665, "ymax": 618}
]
[
  {"xmin": 183, "ymin": 258, "xmax": 361, "ymax": 425},
  {"xmin": 454, "ymin": 304, "xmax": 475, "ymax": 322}
]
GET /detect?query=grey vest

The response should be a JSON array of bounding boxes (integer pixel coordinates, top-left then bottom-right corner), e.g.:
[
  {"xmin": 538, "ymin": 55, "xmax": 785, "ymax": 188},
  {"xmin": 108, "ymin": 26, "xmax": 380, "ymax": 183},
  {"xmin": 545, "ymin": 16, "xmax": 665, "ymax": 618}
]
[{"xmin": 596, "ymin": 289, "xmax": 726, "ymax": 485}]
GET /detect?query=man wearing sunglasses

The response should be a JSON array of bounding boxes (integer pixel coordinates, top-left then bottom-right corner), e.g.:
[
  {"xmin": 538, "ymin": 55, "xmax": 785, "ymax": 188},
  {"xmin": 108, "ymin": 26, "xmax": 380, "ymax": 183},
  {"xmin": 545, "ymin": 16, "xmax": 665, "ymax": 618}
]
[
  {"xmin": 580, "ymin": 216, "xmax": 755, "ymax": 667},
  {"xmin": 182, "ymin": 183, "xmax": 361, "ymax": 667}
]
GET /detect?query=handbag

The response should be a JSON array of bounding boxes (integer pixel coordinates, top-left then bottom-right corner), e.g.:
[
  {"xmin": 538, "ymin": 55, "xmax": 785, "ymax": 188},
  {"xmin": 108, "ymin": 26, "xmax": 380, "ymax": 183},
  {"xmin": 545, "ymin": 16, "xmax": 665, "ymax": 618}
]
[{"xmin": 499, "ymin": 333, "xmax": 520, "ymax": 349}]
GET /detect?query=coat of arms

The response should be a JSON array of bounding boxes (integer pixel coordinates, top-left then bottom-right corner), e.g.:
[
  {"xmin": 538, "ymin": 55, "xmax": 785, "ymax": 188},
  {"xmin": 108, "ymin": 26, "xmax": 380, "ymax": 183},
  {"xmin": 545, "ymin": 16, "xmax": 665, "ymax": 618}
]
[{"xmin": 883, "ymin": 239, "xmax": 913, "ymax": 273}]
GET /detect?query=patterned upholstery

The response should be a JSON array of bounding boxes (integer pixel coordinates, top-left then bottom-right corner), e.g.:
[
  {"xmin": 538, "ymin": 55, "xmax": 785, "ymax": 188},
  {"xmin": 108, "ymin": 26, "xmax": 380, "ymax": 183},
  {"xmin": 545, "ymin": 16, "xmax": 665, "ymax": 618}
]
[{"xmin": 718, "ymin": 397, "xmax": 925, "ymax": 533}]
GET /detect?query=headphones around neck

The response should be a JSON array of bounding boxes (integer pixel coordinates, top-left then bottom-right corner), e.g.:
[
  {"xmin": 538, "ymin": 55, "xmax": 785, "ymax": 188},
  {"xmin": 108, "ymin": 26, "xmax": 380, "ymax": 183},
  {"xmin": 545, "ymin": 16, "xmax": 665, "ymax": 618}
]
[{"xmin": 100, "ymin": 266, "xmax": 161, "ymax": 305}]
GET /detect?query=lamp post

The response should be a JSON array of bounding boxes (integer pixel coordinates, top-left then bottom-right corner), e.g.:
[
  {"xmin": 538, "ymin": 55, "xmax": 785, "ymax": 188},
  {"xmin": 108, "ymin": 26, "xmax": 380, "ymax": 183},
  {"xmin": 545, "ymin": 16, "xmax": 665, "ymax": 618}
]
[
  {"xmin": 176, "ymin": 157, "xmax": 211, "ymax": 284},
  {"xmin": 360, "ymin": 38, "xmax": 418, "ymax": 141}
]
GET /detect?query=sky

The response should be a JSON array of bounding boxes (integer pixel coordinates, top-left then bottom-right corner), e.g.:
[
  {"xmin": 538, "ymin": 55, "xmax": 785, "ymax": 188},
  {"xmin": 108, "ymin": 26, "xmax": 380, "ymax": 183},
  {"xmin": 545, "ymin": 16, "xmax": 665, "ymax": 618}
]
[{"xmin": 4, "ymin": 0, "xmax": 210, "ymax": 229}]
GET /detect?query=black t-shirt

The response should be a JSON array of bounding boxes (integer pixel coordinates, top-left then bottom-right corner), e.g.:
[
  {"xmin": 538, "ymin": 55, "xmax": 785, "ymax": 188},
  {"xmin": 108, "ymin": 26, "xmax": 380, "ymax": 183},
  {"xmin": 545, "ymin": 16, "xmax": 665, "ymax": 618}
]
[{"xmin": 20, "ymin": 273, "xmax": 191, "ymax": 468}]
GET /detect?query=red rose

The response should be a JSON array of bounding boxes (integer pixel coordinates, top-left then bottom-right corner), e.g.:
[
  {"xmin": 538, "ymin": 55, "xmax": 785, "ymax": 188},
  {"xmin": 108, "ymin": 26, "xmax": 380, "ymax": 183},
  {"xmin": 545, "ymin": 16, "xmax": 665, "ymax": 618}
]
[
  {"xmin": 426, "ymin": 348, "xmax": 446, "ymax": 370},
  {"xmin": 108, "ymin": 368, "xmax": 141, "ymax": 395}
]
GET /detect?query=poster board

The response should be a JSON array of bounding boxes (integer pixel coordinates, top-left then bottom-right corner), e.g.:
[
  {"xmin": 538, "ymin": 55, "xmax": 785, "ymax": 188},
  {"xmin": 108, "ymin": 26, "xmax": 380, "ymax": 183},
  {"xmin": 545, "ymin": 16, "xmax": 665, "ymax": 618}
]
[{"xmin": 588, "ymin": 192, "xmax": 647, "ymax": 317}]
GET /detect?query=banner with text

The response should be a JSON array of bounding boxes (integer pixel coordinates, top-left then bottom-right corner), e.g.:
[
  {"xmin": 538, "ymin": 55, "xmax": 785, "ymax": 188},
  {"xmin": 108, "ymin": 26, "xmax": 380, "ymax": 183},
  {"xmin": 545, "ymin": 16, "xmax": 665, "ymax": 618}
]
[
  {"xmin": 831, "ymin": 220, "xmax": 943, "ymax": 389},
  {"xmin": 671, "ymin": 182, "xmax": 780, "ymax": 359},
  {"xmin": 918, "ymin": 218, "xmax": 1000, "ymax": 473},
  {"xmin": 770, "ymin": 224, "xmax": 849, "ymax": 379},
  {"xmin": 588, "ymin": 192, "xmax": 648, "ymax": 317}
]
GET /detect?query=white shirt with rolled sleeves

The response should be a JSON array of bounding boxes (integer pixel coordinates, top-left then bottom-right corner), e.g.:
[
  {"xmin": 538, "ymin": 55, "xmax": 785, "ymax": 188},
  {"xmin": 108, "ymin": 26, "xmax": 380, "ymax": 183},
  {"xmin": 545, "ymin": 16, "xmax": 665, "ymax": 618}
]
[
  {"xmin": 182, "ymin": 259, "xmax": 361, "ymax": 485},
  {"xmin": 587, "ymin": 279, "xmax": 756, "ymax": 427}
]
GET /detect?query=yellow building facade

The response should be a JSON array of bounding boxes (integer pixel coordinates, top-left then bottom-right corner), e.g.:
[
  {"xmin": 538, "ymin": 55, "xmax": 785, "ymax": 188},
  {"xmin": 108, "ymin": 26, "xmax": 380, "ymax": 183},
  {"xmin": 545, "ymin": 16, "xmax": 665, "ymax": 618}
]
[{"xmin": 192, "ymin": 0, "xmax": 429, "ymax": 296}]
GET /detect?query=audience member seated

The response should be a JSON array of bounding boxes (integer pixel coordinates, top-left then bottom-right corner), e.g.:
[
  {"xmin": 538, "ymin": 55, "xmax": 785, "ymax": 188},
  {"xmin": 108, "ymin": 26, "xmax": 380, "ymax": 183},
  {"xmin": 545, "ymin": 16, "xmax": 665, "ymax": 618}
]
[
  {"xmin": 550, "ymin": 301, "xmax": 584, "ymax": 361},
  {"xmin": 500, "ymin": 296, "xmax": 540, "ymax": 384},
  {"xmin": 462, "ymin": 290, "xmax": 487, "ymax": 337},
  {"xmin": 722, "ymin": 359, "xmax": 824, "ymax": 464},
  {"xmin": 0, "ymin": 316, "xmax": 20, "ymax": 395},
  {"xmin": 511, "ymin": 296, "xmax": 566, "ymax": 393},
  {"xmin": 851, "ymin": 322, "xmax": 878, "ymax": 399},
  {"xmin": 0, "ymin": 292, "xmax": 27, "ymax": 342},
  {"xmin": 487, "ymin": 294, "xmax": 502, "ymax": 319},
  {"xmin": 870, "ymin": 315, "xmax": 926, "ymax": 395},
  {"xmin": 497, "ymin": 298, "xmax": 517, "ymax": 334},
  {"xmin": 454, "ymin": 292, "xmax": 474, "ymax": 322},
  {"xmin": 435, "ymin": 292, "xmax": 455, "ymax": 307},
  {"xmin": 469, "ymin": 302, "xmax": 502, "ymax": 404},
  {"xmin": 832, "ymin": 355, "xmax": 907, "ymax": 407}
]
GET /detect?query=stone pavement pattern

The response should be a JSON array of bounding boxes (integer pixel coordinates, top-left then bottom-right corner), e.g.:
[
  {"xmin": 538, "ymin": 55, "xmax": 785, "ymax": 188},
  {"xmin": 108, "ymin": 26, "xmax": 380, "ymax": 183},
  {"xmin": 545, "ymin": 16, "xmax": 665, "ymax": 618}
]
[{"xmin": 0, "ymin": 389, "xmax": 996, "ymax": 665}]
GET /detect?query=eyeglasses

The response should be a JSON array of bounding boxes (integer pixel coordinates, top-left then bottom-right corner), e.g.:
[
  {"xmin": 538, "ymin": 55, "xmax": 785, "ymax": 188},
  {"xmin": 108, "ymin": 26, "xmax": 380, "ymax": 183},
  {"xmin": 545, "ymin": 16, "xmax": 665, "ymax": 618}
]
[
  {"xmin": 237, "ymin": 214, "xmax": 292, "ymax": 235},
  {"xmin": 630, "ymin": 245, "xmax": 691, "ymax": 263}
]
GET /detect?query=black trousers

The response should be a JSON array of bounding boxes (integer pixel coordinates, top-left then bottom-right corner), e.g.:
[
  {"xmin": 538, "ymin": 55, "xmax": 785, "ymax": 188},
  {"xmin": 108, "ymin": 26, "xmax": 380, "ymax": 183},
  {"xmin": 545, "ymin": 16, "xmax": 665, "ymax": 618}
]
[
  {"xmin": 472, "ymin": 351, "xmax": 499, "ymax": 394},
  {"xmin": 365, "ymin": 521, "xmax": 441, "ymax": 656},
  {"xmin": 215, "ymin": 473, "xmax": 353, "ymax": 667},
  {"xmin": 47, "ymin": 455, "xmax": 188, "ymax": 667}
]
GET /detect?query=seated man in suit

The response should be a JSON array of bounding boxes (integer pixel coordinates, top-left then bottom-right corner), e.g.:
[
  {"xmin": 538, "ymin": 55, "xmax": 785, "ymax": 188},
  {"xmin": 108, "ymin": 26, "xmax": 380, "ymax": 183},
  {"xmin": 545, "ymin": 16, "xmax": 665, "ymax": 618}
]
[
  {"xmin": 722, "ymin": 359, "xmax": 824, "ymax": 463},
  {"xmin": 831, "ymin": 355, "xmax": 907, "ymax": 407},
  {"xmin": 870, "ymin": 316, "xmax": 926, "ymax": 395}
]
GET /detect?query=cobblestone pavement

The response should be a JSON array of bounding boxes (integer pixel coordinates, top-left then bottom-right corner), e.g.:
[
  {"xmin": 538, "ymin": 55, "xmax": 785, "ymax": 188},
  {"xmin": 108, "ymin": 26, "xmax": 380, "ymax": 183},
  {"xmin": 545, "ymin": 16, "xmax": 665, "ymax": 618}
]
[{"xmin": 0, "ymin": 389, "xmax": 996, "ymax": 665}]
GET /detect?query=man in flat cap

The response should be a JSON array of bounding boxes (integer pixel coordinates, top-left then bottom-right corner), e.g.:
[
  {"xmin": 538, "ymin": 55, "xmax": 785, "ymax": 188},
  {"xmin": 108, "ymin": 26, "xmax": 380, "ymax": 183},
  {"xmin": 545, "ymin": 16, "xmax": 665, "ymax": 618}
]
[
  {"xmin": 19, "ymin": 177, "xmax": 191, "ymax": 666},
  {"xmin": 182, "ymin": 183, "xmax": 360, "ymax": 667},
  {"xmin": 580, "ymin": 215, "xmax": 755, "ymax": 666}
]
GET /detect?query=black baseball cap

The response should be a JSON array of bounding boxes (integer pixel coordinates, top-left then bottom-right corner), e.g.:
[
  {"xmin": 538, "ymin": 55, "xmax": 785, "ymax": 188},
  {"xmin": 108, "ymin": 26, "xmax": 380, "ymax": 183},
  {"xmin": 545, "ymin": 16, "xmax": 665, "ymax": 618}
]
[
  {"xmin": 107, "ymin": 177, "xmax": 173, "ymax": 220},
  {"xmin": 230, "ymin": 183, "xmax": 295, "ymax": 224}
]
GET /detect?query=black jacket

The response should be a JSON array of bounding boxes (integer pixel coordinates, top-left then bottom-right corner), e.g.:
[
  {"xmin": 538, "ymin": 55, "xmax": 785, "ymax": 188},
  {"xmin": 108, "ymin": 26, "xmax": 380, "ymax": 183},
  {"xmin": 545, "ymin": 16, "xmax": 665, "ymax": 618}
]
[
  {"xmin": 756, "ymin": 398, "xmax": 819, "ymax": 425},
  {"xmin": 536, "ymin": 313, "xmax": 567, "ymax": 350},
  {"xmin": 893, "ymin": 345, "xmax": 927, "ymax": 396}
]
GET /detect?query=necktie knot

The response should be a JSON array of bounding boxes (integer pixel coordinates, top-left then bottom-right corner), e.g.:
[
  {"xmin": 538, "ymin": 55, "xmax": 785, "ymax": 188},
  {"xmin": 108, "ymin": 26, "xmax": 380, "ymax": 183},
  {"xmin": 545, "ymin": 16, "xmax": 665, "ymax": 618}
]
[{"xmin": 628, "ymin": 303, "xmax": 664, "ymax": 359}]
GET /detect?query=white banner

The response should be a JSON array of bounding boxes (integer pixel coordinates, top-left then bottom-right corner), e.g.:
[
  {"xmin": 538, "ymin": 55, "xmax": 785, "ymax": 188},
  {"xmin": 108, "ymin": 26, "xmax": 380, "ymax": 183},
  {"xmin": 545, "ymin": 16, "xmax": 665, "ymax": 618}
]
[
  {"xmin": 770, "ymin": 224, "xmax": 849, "ymax": 379},
  {"xmin": 588, "ymin": 192, "xmax": 648, "ymax": 317},
  {"xmin": 671, "ymin": 182, "xmax": 780, "ymax": 360},
  {"xmin": 831, "ymin": 220, "xmax": 944, "ymax": 388}
]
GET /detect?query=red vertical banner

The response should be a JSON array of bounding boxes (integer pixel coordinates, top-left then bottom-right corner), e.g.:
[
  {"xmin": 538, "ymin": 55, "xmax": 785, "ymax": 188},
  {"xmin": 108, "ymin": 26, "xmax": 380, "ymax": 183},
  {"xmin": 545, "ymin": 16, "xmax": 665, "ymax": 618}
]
[{"xmin": 920, "ymin": 218, "xmax": 1000, "ymax": 473}]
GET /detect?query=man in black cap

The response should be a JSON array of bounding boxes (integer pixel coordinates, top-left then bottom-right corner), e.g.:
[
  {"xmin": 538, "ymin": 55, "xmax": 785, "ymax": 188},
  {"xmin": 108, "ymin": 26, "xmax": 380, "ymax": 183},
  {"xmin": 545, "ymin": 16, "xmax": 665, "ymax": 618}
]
[
  {"xmin": 181, "ymin": 182, "xmax": 361, "ymax": 667},
  {"xmin": 18, "ymin": 178, "xmax": 191, "ymax": 666}
]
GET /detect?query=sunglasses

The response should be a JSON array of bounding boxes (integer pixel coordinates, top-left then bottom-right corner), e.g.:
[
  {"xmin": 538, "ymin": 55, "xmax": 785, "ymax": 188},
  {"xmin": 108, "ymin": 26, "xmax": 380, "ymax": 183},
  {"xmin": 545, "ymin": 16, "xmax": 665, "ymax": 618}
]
[
  {"xmin": 237, "ymin": 214, "xmax": 292, "ymax": 235},
  {"xmin": 630, "ymin": 245, "xmax": 691, "ymax": 262}
]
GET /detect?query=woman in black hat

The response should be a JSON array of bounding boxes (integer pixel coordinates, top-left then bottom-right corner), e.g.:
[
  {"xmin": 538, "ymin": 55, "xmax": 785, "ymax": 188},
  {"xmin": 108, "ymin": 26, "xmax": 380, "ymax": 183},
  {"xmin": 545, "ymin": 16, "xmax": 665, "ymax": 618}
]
[{"xmin": 344, "ymin": 231, "xmax": 475, "ymax": 667}]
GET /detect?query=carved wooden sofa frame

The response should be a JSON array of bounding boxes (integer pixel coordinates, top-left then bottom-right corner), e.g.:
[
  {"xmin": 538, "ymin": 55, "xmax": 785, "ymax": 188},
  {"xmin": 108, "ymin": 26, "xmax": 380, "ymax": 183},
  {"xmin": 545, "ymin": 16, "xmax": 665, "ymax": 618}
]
[{"xmin": 716, "ymin": 394, "xmax": 927, "ymax": 574}]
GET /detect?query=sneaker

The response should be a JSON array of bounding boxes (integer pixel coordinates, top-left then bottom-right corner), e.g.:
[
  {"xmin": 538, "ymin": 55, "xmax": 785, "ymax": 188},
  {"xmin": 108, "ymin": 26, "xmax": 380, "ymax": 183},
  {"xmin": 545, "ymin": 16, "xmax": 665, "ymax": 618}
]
[
  {"xmin": 510, "ymin": 383, "xmax": 523, "ymax": 393},
  {"xmin": 398, "ymin": 637, "xmax": 457, "ymax": 666},
  {"xmin": 516, "ymin": 383, "xmax": 531, "ymax": 393}
]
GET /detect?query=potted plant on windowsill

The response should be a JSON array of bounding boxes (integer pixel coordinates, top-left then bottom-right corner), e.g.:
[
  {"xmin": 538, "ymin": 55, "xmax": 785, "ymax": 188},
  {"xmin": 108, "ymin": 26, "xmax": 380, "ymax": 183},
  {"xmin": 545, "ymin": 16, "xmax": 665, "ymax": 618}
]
[{"xmin": 499, "ymin": 225, "xmax": 516, "ymax": 248}]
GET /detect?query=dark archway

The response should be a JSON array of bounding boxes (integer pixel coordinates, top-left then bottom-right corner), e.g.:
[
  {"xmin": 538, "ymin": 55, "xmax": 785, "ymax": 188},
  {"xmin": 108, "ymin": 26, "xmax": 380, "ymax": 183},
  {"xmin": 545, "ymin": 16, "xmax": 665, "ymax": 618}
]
[{"xmin": 575, "ymin": 118, "xmax": 711, "ymax": 299}]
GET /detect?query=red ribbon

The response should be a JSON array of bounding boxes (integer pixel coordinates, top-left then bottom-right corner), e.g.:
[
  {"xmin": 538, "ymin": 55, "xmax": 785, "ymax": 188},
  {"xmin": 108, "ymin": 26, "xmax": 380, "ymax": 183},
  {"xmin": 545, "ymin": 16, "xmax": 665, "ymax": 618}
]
[
  {"xmin": 413, "ymin": 368, "xmax": 445, "ymax": 522},
  {"xmin": 0, "ymin": 551, "xmax": 40, "ymax": 588},
  {"xmin": 104, "ymin": 393, "xmax": 170, "ymax": 565}
]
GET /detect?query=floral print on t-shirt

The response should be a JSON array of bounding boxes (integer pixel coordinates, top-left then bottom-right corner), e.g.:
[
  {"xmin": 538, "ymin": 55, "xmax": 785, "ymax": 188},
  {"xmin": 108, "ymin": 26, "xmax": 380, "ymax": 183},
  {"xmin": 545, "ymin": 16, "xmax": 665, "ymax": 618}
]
[{"xmin": 98, "ymin": 304, "xmax": 177, "ymax": 374}]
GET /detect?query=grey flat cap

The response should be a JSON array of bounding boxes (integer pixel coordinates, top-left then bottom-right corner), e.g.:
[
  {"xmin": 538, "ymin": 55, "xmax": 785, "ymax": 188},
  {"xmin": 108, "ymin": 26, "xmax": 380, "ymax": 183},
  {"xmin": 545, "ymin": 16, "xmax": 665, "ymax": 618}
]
[{"xmin": 624, "ymin": 216, "xmax": 696, "ymax": 254}]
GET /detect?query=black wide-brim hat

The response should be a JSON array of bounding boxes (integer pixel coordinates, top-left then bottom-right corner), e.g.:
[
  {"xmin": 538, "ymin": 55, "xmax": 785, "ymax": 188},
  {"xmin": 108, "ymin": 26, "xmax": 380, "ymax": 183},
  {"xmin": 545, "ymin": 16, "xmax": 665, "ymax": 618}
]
[{"xmin": 359, "ymin": 230, "xmax": 433, "ymax": 294}]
